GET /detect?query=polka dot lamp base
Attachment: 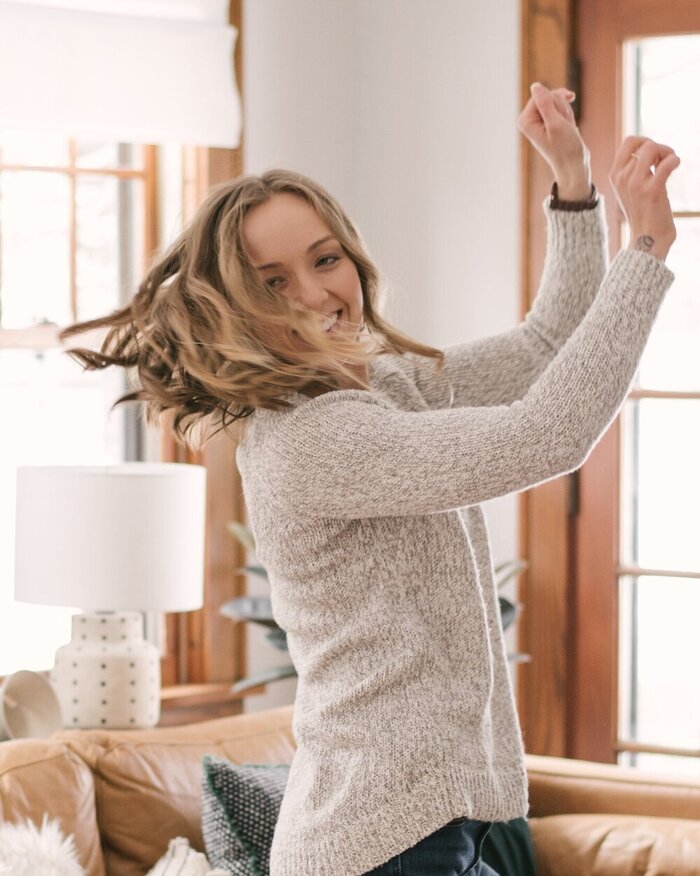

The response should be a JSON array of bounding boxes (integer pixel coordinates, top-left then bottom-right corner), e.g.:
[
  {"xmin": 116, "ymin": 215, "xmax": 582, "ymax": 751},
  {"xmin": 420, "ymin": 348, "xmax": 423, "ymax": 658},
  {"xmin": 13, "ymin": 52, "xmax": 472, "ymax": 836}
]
[{"xmin": 51, "ymin": 611, "xmax": 161, "ymax": 729}]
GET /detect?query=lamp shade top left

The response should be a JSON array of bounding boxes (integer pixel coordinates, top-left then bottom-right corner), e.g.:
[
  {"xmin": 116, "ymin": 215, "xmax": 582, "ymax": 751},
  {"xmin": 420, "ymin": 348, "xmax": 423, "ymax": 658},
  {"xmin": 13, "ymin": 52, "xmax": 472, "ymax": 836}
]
[{"xmin": 14, "ymin": 463, "xmax": 207, "ymax": 612}]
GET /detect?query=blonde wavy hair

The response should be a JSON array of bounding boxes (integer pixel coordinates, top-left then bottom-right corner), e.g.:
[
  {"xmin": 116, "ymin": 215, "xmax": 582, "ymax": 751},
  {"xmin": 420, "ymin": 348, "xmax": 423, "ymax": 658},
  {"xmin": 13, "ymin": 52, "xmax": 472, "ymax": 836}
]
[{"xmin": 59, "ymin": 169, "xmax": 445, "ymax": 450}]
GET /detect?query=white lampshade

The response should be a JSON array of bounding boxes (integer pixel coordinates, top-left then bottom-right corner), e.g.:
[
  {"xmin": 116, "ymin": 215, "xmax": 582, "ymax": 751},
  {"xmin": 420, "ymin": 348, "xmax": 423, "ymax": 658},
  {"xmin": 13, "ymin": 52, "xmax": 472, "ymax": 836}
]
[{"xmin": 14, "ymin": 463, "xmax": 206, "ymax": 612}]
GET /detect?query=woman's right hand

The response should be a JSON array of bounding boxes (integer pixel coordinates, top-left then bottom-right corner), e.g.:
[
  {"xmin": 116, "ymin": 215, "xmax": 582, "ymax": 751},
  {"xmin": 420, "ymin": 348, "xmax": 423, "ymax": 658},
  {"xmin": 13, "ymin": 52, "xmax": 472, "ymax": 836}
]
[{"xmin": 609, "ymin": 136, "xmax": 681, "ymax": 262}]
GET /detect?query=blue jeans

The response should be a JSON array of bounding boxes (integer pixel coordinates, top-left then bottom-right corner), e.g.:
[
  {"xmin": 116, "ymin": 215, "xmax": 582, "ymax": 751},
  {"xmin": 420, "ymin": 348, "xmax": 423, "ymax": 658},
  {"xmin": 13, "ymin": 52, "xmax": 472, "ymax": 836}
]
[{"xmin": 362, "ymin": 817, "xmax": 498, "ymax": 875}]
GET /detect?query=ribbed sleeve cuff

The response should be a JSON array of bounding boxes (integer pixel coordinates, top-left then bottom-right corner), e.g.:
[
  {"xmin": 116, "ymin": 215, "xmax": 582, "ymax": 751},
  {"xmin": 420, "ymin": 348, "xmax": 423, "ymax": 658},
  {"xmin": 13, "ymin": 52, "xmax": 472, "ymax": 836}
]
[
  {"xmin": 541, "ymin": 191, "xmax": 608, "ymax": 255},
  {"xmin": 605, "ymin": 246, "xmax": 675, "ymax": 310}
]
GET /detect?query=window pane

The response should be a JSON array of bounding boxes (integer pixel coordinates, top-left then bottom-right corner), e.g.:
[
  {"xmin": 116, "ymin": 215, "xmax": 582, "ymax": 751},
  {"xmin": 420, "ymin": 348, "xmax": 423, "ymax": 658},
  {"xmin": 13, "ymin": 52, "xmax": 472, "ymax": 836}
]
[
  {"xmin": 75, "ymin": 142, "xmax": 144, "ymax": 170},
  {"xmin": 619, "ymin": 750, "xmax": 700, "ymax": 780},
  {"xmin": 631, "ymin": 35, "xmax": 700, "ymax": 212},
  {"xmin": 638, "ymin": 219, "xmax": 700, "ymax": 391},
  {"xmin": 0, "ymin": 172, "xmax": 72, "ymax": 328},
  {"xmin": 76, "ymin": 177, "xmax": 144, "ymax": 320},
  {"xmin": 0, "ymin": 130, "xmax": 70, "ymax": 167},
  {"xmin": 621, "ymin": 399, "xmax": 700, "ymax": 570},
  {"xmin": 0, "ymin": 347, "xmax": 128, "ymax": 675},
  {"xmin": 618, "ymin": 575, "xmax": 700, "ymax": 753}
]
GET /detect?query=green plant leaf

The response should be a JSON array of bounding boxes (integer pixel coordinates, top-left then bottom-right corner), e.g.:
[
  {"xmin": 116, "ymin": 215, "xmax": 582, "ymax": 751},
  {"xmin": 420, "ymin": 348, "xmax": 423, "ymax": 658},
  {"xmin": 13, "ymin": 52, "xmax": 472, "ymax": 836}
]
[
  {"xmin": 265, "ymin": 627, "xmax": 289, "ymax": 652},
  {"xmin": 507, "ymin": 652, "xmax": 532, "ymax": 664},
  {"xmin": 219, "ymin": 596, "xmax": 278, "ymax": 628},
  {"xmin": 234, "ymin": 565, "xmax": 269, "ymax": 582},
  {"xmin": 230, "ymin": 664, "xmax": 297, "ymax": 693},
  {"xmin": 226, "ymin": 520, "xmax": 256, "ymax": 552},
  {"xmin": 495, "ymin": 559, "xmax": 528, "ymax": 590},
  {"xmin": 499, "ymin": 596, "xmax": 518, "ymax": 631}
]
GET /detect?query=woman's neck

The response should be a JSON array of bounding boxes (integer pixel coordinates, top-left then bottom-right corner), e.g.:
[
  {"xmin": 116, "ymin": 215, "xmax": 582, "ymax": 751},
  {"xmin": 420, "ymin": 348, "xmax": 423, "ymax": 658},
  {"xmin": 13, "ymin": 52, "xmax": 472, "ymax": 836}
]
[{"xmin": 301, "ymin": 363, "xmax": 370, "ymax": 398}]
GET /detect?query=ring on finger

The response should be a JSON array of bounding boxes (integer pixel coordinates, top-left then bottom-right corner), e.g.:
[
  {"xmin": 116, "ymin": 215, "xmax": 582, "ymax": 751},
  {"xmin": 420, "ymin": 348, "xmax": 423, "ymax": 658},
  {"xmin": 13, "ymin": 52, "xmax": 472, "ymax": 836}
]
[{"xmin": 630, "ymin": 153, "xmax": 640, "ymax": 160}]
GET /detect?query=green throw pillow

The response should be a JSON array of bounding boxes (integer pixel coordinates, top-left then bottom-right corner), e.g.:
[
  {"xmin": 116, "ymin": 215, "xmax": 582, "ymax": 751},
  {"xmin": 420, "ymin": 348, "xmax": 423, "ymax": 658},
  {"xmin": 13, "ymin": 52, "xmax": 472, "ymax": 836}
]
[
  {"xmin": 201, "ymin": 754, "xmax": 289, "ymax": 876},
  {"xmin": 480, "ymin": 817, "xmax": 537, "ymax": 876}
]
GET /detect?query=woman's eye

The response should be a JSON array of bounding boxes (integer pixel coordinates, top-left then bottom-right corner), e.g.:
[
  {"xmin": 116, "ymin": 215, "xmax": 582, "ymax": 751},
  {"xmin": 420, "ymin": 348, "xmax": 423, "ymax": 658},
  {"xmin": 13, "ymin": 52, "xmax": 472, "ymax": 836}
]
[
  {"xmin": 265, "ymin": 277, "xmax": 285, "ymax": 289},
  {"xmin": 317, "ymin": 255, "xmax": 340, "ymax": 267}
]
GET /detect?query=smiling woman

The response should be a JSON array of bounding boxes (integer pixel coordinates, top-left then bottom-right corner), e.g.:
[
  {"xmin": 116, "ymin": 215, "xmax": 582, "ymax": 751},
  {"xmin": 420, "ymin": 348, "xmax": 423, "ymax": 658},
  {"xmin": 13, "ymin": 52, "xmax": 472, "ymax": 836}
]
[
  {"xmin": 57, "ymin": 169, "xmax": 445, "ymax": 447},
  {"xmin": 241, "ymin": 192, "xmax": 370, "ymax": 390},
  {"xmin": 53, "ymin": 107, "xmax": 682, "ymax": 873}
]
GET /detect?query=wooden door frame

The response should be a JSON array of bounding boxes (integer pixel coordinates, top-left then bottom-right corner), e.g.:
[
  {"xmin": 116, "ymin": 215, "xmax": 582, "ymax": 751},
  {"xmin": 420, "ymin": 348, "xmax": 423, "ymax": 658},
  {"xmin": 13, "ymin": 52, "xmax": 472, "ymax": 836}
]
[
  {"xmin": 519, "ymin": 0, "xmax": 700, "ymax": 762},
  {"xmin": 517, "ymin": 0, "xmax": 576, "ymax": 759},
  {"xmin": 570, "ymin": 0, "xmax": 700, "ymax": 763}
]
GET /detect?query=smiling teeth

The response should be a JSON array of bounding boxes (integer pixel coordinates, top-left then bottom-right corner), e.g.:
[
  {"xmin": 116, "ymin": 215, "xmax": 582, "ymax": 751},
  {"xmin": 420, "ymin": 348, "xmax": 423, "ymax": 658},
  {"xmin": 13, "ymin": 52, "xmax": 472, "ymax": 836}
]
[{"xmin": 321, "ymin": 312, "xmax": 339, "ymax": 331}]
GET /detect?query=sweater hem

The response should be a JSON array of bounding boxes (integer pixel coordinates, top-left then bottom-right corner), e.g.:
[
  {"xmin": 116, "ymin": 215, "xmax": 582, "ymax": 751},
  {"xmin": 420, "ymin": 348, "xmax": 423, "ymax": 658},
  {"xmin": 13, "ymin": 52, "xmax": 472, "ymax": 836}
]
[{"xmin": 269, "ymin": 763, "xmax": 528, "ymax": 876}]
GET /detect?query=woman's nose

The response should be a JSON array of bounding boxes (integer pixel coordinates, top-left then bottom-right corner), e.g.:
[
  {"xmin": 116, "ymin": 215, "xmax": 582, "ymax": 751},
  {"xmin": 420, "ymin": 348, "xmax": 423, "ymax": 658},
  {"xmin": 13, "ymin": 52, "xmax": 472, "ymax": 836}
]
[{"xmin": 294, "ymin": 276, "xmax": 329, "ymax": 309}]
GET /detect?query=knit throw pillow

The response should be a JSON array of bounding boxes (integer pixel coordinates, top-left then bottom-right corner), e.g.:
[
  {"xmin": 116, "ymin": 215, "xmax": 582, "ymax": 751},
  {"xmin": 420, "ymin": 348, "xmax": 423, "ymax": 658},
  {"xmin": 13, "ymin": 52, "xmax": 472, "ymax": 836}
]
[{"xmin": 201, "ymin": 754, "xmax": 289, "ymax": 876}]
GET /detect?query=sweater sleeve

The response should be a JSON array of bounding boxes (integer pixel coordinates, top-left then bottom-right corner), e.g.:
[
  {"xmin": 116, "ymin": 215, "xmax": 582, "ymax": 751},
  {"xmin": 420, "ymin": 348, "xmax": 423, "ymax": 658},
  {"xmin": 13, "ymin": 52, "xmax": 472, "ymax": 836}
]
[
  {"xmin": 268, "ymin": 248, "xmax": 673, "ymax": 519},
  {"xmin": 396, "ymin": 194, "xmax": 609, "ymax": 409}
]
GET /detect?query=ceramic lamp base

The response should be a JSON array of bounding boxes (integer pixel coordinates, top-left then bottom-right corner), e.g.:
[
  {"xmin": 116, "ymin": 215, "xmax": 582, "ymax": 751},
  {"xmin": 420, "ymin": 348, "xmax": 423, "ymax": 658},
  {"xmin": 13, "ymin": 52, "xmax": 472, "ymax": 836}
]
[{"xmin": 51, "ymin": 611, "xmax": 161, "ymax": 729}]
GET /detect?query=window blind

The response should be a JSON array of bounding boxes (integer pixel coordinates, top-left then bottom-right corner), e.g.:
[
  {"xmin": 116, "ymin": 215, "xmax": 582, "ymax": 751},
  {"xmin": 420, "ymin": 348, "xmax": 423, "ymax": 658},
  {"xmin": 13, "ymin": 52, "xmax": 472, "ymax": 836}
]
[{"xmin": 0, "ymin": 0, "xmax": 241, "ymax": 146}]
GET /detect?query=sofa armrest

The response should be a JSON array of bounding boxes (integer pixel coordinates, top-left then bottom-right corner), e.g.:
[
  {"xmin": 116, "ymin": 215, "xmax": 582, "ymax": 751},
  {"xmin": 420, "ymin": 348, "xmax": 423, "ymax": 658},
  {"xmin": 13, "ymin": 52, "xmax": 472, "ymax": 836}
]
[
  {"xmin": 525, "ymin": 753, "xmax": 700, "ymax": 820},
  {"xmin": 0, "ymin": 739, "xmax": 105, "ymax": 876},
  {"xmin": 51, "ymin": 703, "xmax": 297, "ymax": 876}
]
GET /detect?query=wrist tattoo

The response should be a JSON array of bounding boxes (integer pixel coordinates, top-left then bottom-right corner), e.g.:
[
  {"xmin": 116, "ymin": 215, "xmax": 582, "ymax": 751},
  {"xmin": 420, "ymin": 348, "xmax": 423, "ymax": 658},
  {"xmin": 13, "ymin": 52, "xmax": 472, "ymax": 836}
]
[{"xmin": 634, "ymin": 235, "xmax": 655, "ymax": 253}]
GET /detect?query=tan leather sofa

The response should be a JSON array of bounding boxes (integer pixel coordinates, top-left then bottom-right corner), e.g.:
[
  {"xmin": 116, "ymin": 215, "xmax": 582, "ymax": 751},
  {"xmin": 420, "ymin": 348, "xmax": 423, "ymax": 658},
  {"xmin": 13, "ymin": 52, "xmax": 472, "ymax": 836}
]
[{"xmin": 1, "ymin": 702, "xmax": 699, "ymax": 875}]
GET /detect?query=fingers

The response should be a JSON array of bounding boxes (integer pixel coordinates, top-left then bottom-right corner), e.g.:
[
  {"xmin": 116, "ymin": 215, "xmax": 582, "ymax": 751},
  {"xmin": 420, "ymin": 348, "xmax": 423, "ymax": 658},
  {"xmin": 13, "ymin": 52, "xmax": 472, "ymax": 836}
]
[
  {"xmin": 550, "ymin": 88, "xmax": 575, "ymax": 122},
  {"xmin": 611, "ymin": 136, "xmax": 651, "ymax": 174},
  {"xmin": 615, "ymin": 138, "xmax": 678, "ymax": 180},
  {"xmin": 529, "ymin": 83, "xmax": 560, "ymax": 128},
  {"xmin": 612, "ymin": 136, "xmax": 675, "ymax": 174},
  {"xmin": 518, "ymin": 83, "xmax": 576, "ymax": 133},
  {"xmin": 654, "ymin": 150, "xmax": 682, "ymax": 186},
  {"xmin": 517, "ymin": 94, "xmax": 544, "ymax": 131}
]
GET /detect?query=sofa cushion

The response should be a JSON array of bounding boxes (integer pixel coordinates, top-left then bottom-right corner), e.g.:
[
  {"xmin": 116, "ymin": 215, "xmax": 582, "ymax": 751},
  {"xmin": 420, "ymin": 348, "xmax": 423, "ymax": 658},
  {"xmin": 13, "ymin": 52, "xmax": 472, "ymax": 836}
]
[
  {"xmin": 53, "ymin": 706, "xmax": 296, "ymax": 876},
  {"xmin": 201, "ymin": 755, "xmax": 289, "ymax": 875},
  {"xmin": 0, "ymin": 739, "xmax": 104, "ymax": 876},
  {"xmin": 530, "ymin": 812, "xmax": 700, "ymax": 876},
  {"xmin": 526, "ymin": 753, "xmax": 700, "ymax": 820}
]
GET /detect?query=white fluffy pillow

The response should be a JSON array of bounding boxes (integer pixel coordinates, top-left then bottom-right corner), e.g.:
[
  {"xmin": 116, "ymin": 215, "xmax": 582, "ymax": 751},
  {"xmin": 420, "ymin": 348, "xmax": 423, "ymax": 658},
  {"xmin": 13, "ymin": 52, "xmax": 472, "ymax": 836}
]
[
  {"xmin": 0, "ymin": 816, "xmax": 84, "ymax": 876},
  {"xmin": 146, "ymin": 837, "xmax": 228, "ymax": 876}
]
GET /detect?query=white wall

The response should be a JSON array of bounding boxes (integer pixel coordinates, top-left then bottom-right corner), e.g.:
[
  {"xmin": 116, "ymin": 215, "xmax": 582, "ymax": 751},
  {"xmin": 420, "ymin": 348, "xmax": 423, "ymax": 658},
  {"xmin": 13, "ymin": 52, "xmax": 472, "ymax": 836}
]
[{"xmin": 241, "ymin": 0, "xmax": 521, "ymax": 712}]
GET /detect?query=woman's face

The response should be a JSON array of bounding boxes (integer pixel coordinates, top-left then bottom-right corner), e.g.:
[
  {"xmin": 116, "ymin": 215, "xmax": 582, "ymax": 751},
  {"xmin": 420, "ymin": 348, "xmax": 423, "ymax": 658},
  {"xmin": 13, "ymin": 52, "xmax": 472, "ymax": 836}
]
[{"xmin": 242, "ymin": 192, "xmax": 364, "ymax": 345}]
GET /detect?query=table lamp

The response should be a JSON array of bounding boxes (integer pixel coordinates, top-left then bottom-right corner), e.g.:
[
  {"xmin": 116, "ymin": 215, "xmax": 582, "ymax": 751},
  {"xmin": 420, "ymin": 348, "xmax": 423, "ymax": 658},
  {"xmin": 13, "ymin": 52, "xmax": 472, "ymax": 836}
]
[{"xmin": 14, "ymin": 463, "xmax": 206, "ymax": 730}]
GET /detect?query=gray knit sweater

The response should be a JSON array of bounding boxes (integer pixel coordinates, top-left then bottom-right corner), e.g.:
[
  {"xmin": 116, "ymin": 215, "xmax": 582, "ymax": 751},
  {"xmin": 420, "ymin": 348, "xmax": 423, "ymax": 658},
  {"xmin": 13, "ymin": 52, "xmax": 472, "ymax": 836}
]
[{"xmin": 235, "ymin": 194, "xmax": 675, "ymax": 876}]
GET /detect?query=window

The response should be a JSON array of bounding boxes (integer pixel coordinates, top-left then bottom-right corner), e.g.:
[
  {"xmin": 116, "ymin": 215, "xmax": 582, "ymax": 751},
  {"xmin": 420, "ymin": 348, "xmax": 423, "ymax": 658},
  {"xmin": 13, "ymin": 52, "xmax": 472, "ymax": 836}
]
[
  {"xmin": 0, "ymin": 134, "xmax": 157, "ymax": 674},
  {"xmin": 519, "ymin": 0, "xmax": 700, "ymax": 772},
  {"xmin": 617, "ymin": 35, "xmax": 700, "ymax": 777},
  {"xmin": 0, "ymin": 0, "xmax": 245, "ymax": 707}
]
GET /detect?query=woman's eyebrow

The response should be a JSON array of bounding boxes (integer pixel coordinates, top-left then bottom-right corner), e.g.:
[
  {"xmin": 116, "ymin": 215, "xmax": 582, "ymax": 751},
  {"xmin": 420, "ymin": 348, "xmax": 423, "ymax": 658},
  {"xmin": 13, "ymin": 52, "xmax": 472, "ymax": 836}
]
[{"xmin": 255, "ymin": 236, "xmax": 337, "ymax": 270}]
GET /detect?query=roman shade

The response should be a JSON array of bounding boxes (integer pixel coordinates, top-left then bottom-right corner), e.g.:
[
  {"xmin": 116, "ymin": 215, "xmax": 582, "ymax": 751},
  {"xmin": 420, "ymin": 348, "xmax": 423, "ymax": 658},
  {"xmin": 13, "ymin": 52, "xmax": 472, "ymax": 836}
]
[{"xmin": 0, "ymin": 0, "xmax": 241, "ymax": 146}]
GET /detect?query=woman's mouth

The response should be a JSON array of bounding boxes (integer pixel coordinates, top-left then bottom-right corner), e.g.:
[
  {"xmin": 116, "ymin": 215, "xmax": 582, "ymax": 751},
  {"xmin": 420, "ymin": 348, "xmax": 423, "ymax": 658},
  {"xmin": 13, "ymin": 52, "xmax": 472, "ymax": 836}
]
[{"xmin": 322, "ymin": 310, "xmax": 342, "ymax": 333}]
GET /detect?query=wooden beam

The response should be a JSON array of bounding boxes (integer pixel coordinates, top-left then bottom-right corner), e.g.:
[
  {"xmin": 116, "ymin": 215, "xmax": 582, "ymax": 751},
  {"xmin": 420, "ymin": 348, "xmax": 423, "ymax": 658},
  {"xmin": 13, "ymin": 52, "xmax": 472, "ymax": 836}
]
[
  {"xmin": 517, "ymin": 0, "xmax": 575, "ymax": 758},
  {"xmin": 161, "ymin": 0, "xmax": 248, "ymax": 689}
]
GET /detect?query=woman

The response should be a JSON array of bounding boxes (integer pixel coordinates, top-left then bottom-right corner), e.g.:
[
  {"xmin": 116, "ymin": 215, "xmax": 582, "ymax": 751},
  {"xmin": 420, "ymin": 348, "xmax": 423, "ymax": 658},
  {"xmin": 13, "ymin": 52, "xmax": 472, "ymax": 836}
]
[{"xmin": 59, "ymin": 83, "xmax": 679, "ymax": 875}]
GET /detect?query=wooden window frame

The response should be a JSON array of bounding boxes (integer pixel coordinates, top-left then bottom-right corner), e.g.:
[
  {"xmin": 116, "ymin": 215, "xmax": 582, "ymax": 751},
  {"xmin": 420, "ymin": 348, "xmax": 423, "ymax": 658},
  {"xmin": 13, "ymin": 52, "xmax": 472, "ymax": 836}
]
[
  {"xmin": 517, "ymin": 0, "xmax": 577, "ymax": 759},
  {"xmin": 159, "ymin": 0, "xmax": 249, "ymax": 696},
  {"xmin": 0, "ymin": 3, "xmax": 248, "ymax": 714},
  {"xmin": 519, "ymin": 0, "xmax": 700, "ymax": 762}
]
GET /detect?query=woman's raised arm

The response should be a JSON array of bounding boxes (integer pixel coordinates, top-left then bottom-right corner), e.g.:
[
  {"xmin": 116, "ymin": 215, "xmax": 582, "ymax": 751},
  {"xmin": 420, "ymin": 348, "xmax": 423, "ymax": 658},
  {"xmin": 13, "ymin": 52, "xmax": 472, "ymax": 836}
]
[
  {"xmin": 250, "ymin": 137, "xmax": 680, "ymax": 519},
  {"xmin": 397, "ymin": 193, "xmax": 608, "ymax": 409},
  {"xmin": 257, "ymin": 246, "xmax": 672, "ymax": 519},
  {"xmin": 395, "ymin": 83, "xmax": 606, "ymax": 410}
]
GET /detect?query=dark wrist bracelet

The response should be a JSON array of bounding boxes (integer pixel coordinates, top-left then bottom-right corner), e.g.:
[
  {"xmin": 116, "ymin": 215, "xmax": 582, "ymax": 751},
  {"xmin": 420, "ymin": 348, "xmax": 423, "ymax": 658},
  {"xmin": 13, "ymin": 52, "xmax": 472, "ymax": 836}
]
[{"xmin": 550, "ymin": 181, "xmax": 598, "ymax": 211}]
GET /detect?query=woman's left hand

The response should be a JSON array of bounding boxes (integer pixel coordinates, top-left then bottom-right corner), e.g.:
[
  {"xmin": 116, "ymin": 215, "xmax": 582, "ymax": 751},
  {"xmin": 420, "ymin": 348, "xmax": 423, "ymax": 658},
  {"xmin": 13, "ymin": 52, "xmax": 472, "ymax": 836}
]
[{"xmin": 518, "ymin": 82, "xmax": 592, "ymax": 199}]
